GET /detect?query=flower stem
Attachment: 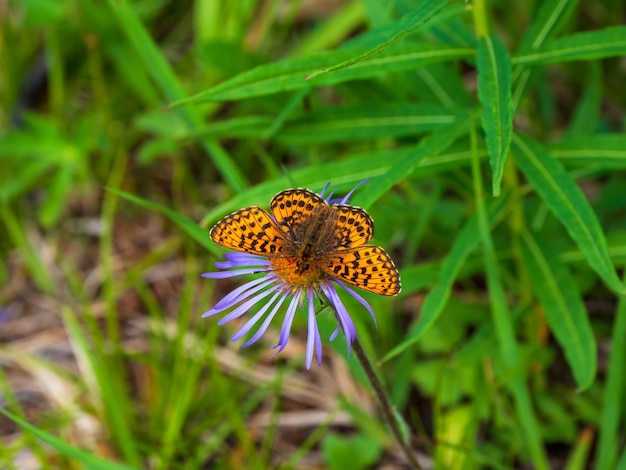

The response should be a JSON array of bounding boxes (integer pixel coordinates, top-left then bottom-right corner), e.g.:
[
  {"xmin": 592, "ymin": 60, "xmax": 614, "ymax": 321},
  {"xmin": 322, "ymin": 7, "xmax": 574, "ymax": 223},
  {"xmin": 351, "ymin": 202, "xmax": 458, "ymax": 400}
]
[{"xmin": 352, "ymin": 340, "xmax": 422, "ymax": 469}]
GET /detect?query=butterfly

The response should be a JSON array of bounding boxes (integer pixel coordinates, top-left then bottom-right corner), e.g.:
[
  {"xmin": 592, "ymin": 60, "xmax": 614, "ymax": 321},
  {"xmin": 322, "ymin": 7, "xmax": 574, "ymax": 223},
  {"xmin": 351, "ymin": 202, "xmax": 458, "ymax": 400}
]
[{"xmin": 210, "ymin": 188, "xmax": 401, "ymax": 296}]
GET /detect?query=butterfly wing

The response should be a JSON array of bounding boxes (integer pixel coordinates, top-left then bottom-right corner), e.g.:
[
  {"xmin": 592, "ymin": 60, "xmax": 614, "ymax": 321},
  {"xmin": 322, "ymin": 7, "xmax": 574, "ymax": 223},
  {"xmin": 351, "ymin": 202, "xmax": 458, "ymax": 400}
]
[
  {"xmin": 270, "ymin": 188, "xmax": 326, "ymax": 234},
  {"xmin": 330, "ymin": 205, "xmax": 374, "ymax": 249},
  {"xmin": 210, "ymin": 207, "xmax": 285, "ymax": 256},
  {"xmin": 324, "ymin": 245, "xmax": 401, "ymax": 296}
]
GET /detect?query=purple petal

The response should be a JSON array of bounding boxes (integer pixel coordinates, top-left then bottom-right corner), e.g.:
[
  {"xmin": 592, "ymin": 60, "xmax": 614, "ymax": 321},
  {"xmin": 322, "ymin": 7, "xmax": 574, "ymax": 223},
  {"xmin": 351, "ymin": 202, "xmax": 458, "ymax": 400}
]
[
  {"xmin": 329, "ymin": 325, "xmax": 340, "ymax": 342},
  {"xmin": 213, "ymin": 275, "xmax": 275, "ymax": 311},
  {"xmin": 314, "ymin": 315, "xmax": 323, "ymax": 366},
  {"xmin": 335, "ymin": 279, "xmax": 377, "ymax": 328},
  {"xmin": 318, "ymin": 182, "xmax": 331, "ymax": 199},
  {"xmin": 230, "ymin": 291, "xmax": 282, "ymax": 342},
  {"xmin": 202, "ymin": 276, "xmax": 275, "ymax": 317},
  {"xmin": 305, "ymin": 289, "xmax": 316, "ymax": 369},
  {"xmin": 240, "ymin": 294, "xmax": 288, "ymax": 348},
  {"xmin": 217, "ymin": 285, "xmax": 278, "ymax": 325},
  {"xmin": 202, "ymin": 268, "xmax": 267, "ymax": 279},
  {"xmin": 321, "ymin": 282, "xmax": 357, "ymax": 355},
  {"xmin": 305, "ymin": 288, "xmax": 323, "ymax": 368},
  {"xmin": 337, "ymin": 179, "xmax": 369, "ymax": 205},
  {"xmin": 271, "ymin": 289, "xmax": 302, "ymax": 354},
  {"xmin": 222, "ymin": 252, "xmax": 271, "ymax": 267}
]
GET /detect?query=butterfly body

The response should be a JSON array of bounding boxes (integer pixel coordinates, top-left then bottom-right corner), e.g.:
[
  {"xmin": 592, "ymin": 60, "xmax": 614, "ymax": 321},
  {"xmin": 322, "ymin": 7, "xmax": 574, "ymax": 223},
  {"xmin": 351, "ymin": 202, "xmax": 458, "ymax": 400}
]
[{"xmin": 210, "ymin": 188, "xmax": 401, "ymax": 296}]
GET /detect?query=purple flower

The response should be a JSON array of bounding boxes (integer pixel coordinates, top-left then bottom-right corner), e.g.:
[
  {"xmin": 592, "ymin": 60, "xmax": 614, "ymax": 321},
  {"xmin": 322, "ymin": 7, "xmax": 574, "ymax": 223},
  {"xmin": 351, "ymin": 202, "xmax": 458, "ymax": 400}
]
[{"xmin": 202, "ymin": 182, "xmax": 396, "ymax": 369}]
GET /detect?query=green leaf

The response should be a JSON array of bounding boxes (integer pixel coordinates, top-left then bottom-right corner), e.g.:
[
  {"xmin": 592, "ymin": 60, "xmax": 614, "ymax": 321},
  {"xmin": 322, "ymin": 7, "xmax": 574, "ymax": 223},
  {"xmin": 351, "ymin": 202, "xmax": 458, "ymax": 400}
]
[
  {"xmin": 305, "ymin": 0, "xmax": 449, "ymax": 80},
  {"xmin": 513, "ymin": 26, "xmax": 626, "ymax": 65},
  {"xmin": 383, "ymin": 194, "xmax": 509, "ymax": 361},
  {"xmin": 321, "ymin": 433, "xmax": 382, "ymax": 470},
  {"xmin": 520, "ymin": 231, "xmax": 596, "ymax": 390},
  {"xmin": 595, "ymin": 269, "xmax": 626, "ymax": 469},
  {"xmin": 512, "ymin": 0, "xmax": 580, "ymax": 111},
  {"xmin": 516, "ymin": 0, "xmax": 580, "ymax": 53},
  {"xmin": 471, "ymin": 128, "xmax": 549, "ymax": 470},
  {"xmin": 549, "ymin": 134, "xmax": 626, "ymax": 169},
  {"xmin": 0, "ymin": 403, "xmax": 138, "ymax": 470},
  {"xmin": 170, "ymin": 43, "xmax": 474, "ymax": 104},
  {"xmin": 278, "ymin": 103, "xmax": 470, "ymax": 144},
  {"xmin": 512, "ymin": 133, "xmax": 625, "ymax": 294},
  {"xmin": 181, "ymin": 104, "xmax": 469, "ymax": 144},
  {"xmin": 106, "ymin": 188, "xmax": 216, "ymax": 253},
  {"xmin": 477, "ymin": 35, "xmax": 513, "ymax": 197}
]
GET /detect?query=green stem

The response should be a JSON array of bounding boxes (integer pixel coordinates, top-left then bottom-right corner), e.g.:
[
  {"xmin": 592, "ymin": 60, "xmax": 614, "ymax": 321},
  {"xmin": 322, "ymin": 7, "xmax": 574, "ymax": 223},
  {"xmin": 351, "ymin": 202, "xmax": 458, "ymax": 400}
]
[
  {"xmin": 352, "ymin": 340, "xmax": 422, "ymax": 470},
  {"xmin": 472, "ymin": 0, "xmax": 489, "ymax": 37}
]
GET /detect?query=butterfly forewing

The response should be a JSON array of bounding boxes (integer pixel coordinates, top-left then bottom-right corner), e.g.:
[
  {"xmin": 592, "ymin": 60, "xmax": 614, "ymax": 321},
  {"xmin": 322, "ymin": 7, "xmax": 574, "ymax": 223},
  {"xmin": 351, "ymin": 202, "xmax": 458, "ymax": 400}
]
[
  {"xmin": 330, "ymin": 205, "xmax": 374, "ymax": 249},
  {"xmin": 323, "ymin": 245, "xmax": 401, "ymax": 296},
  {"xmin": 210, "ymin": 207, "xmax": 285, "ymax": 256},
  {"xmin": 270, "ymin": 189, "xmax": 326, "ymax": 234}
]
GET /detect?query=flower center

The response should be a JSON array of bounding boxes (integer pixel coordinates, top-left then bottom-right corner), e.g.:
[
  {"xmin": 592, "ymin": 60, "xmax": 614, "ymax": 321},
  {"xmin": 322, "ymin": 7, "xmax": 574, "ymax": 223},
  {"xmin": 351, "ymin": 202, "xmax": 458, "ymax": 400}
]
[{"xmin": 270, "ymin": 257, "xmax": 327, "ymax": 288}]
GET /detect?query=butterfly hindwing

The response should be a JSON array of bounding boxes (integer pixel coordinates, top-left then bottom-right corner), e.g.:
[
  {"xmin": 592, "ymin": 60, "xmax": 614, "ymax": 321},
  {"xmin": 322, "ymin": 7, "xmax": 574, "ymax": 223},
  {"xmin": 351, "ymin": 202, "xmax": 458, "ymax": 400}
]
[{"xmin": 323, "ymin": 245, "xmax": 401, "ymax": 296}]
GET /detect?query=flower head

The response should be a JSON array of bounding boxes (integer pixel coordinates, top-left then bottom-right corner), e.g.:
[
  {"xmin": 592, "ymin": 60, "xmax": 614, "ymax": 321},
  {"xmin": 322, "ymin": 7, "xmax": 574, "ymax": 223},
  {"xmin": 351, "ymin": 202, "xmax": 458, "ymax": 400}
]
[{"xmin": 202, "ymin": 182, "xmax": 400, "ymax": 369}]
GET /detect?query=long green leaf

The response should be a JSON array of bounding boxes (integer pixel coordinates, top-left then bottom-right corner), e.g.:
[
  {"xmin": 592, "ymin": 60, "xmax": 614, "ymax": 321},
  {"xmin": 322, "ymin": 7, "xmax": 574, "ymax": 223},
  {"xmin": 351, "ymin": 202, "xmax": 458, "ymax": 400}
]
[
  {"xmin": 0, "ymin": 408, "xmax": 138, "ymax": 470},
  {"xmin": 520, "ymin": 231, "xmax": 596, "ymax": 390},
  {"xmin": 278, "ymin": 104, "xmax": 469, "ymax": 144},
  {"xmin": 170, "ymin": 43, "xmax": 474, "ymax": 104},
  {"xmin": 549, "ymin": 135, "xmax": 626, "ymax": 169},
  {"xmin": 512, "ymin": 0, "xmax": 580, "ymax": 111},
  {"xmin": 471, "ymin": 128, "xmax": 549, "ymax": 469},
  {"xmin": 477, "ymin": 34, "xmax": 512, "ymax": 197},
  {"xmin": 595, "ymin": 269, "xmax": 626, "ymax": 469},
  {"xmin": 383, "ymin": 194, "xmax": 509, "ymax": 361},
  {"xmin": 513, "ymin": 26, "xmax": 626, "ymax": 65},
  {"xmin": 516, "ymin": 0, "xmax": 580, "ymax": 53},
  {"xmin": 183, "ymin": 104, "xmax": 468, "ymax": 144},
  {"xmin": 512, "ymin": 133, "xmax": 625, "ymax": 294},
  {"xmin": 305, "ymin": 0, "xmax": 449, "ymax": 80}
]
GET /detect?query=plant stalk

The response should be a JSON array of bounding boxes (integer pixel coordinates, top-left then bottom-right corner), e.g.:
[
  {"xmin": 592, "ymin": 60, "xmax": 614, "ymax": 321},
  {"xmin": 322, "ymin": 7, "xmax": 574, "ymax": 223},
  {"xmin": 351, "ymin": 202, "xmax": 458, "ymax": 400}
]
[{"xmin": 352, "ymin": 340, "xmax": 422, "ymax": 470}]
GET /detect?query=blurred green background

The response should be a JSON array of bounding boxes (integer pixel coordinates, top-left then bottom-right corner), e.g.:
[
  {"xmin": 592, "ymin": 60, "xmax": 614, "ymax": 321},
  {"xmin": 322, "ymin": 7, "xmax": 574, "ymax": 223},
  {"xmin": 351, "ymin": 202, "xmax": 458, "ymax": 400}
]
[{"xmin": 1, "ymin": 0, "xmax": 626, "ymax": 469}]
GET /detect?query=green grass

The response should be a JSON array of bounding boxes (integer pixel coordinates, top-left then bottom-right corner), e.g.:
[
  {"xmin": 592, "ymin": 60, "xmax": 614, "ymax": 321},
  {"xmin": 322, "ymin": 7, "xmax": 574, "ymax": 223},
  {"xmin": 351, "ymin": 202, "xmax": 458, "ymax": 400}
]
[{"xmin": 1, "ymin": 0, "xmax": 626, "ymax": 468}]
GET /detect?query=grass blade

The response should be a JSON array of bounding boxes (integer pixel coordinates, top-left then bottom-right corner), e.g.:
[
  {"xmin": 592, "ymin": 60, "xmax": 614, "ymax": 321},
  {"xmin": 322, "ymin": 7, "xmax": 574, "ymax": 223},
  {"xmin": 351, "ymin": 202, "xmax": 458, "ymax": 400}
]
[
  {"xmin": 170, "ymin": 43, "xmax": 474, "ymax": 104},
  {"xmin": 305, "ymin": 0, "xmax": 449, "ymax": 80},
  {"xmin": 383, "ymin": 194, "xmax": 509, "ymax": 361},
  {"xmin": 512, "ymin": 133, "xmax": 625, "ymax": 294},
  {"xmin": 513, "ymin": 26, "xmax": 626, "ymax": 65},
  {"xmin": 0, "ymin": 408, "xmax": 138, "ymax": 470},
  {"xmin": 520, "ymin": 231, "xmax": 596, "ymax": 390},
  {"xmin": 595, "ymin": 270, "xmax": 626, "ymax": 469},
  {"xmin": 516, "ymin": 0, "xmax": 580, "ymax": 53},
  {"xmin": 471, "ymin": 127, "xmax": 549, "ymax": 470},
  {"xmin": 477, "ymin": 34, "xmax": 513, "ymax": 197},
  {"xmin": 278, "ymin": 103, "xmax": 469, "ymax": 144},
  {"xmin": 512, "ymin": 0, "xmax": 580, "ymax": 111},
  {"xmin": 549, "ymin": 134, "xmax": 626, "ymax": 169}
]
